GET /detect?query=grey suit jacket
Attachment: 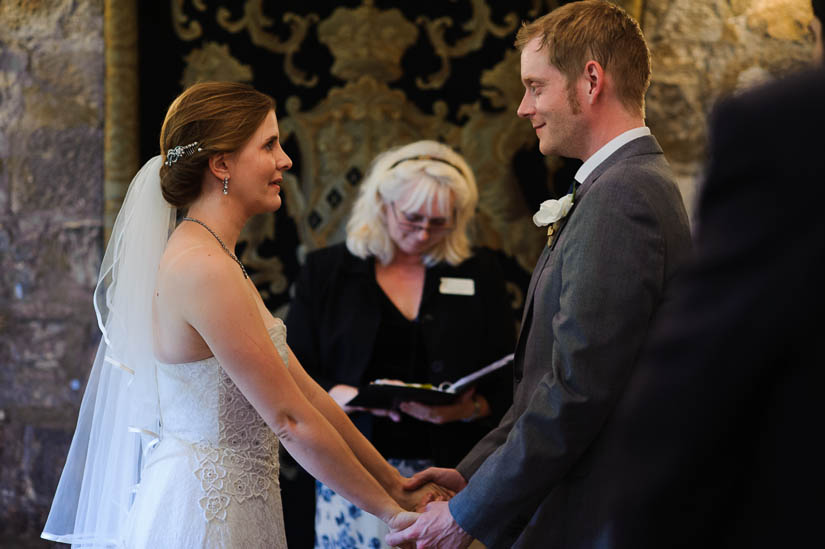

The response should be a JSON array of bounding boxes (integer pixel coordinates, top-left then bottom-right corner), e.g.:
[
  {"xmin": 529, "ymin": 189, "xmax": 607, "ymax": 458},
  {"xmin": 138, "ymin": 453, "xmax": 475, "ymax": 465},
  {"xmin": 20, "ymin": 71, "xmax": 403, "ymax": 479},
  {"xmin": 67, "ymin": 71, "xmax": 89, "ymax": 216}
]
[{"xmin": 449, "ymin": 135, "xmax": 692, "ymax": 548}]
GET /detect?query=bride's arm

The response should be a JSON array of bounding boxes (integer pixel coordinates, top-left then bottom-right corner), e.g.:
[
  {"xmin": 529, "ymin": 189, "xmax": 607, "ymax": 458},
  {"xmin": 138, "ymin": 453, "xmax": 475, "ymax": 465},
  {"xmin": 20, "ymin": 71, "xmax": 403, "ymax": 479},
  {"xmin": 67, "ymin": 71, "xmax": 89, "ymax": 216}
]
[
  {"xmin": 176, "ymin": 253, "xmax": 413, "ymax": 526},
  {"xmin": 282, "ymin": 344, "xmax": 447, "ymax": 509}
]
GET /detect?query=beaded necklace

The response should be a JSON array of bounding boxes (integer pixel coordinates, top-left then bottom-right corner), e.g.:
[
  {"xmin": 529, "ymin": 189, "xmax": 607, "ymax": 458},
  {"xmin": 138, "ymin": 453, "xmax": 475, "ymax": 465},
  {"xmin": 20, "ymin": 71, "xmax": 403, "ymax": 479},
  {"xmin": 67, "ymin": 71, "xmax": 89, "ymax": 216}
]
[{"xmin": 182, "ymin": 216, "xmax": 249, "ymax": 279}]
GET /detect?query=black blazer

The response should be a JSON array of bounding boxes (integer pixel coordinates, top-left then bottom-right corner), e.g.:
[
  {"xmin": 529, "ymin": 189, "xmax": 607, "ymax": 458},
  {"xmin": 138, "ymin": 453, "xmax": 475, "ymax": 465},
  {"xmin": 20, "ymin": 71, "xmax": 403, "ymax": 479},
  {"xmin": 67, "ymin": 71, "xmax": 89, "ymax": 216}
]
[
  {"xmin": 582, "ymin": 68, "xmax": 825, "ymax": 548},
  {"xmin": 285, "ymin": 243, "xmax": 516, "ymax": 467}
]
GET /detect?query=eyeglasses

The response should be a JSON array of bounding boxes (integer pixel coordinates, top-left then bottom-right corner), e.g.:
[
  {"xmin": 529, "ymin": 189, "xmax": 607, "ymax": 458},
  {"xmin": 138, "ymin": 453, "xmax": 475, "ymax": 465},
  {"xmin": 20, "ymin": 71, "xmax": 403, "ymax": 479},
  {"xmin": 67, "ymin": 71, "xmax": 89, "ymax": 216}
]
[{"xmin": 390, "ymin": 202, "xmax": 455, "ymax": 236}]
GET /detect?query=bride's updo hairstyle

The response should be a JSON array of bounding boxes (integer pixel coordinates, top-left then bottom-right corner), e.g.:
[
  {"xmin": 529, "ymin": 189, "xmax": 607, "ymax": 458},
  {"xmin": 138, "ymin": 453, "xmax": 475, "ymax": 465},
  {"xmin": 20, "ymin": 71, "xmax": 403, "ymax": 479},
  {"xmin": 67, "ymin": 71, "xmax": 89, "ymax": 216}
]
[{"xmin": 159, "ymin": 81, "xmax": 275, "ymax": 209}]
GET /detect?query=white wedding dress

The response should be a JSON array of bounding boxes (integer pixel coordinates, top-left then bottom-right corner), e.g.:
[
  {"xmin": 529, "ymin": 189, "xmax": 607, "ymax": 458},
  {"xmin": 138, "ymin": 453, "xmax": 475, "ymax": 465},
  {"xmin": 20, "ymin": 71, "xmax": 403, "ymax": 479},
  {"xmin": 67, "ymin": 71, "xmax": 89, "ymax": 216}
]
[{"xmin": 123, "ymin": 321, "xmax": 289, "ymax": 548}]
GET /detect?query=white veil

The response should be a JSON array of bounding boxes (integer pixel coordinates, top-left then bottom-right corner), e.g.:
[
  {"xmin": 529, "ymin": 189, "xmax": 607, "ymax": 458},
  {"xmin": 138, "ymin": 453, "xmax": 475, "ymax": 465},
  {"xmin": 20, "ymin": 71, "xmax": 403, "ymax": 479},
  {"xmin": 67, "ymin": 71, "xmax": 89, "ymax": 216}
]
[{"xmin": 42, "ymin": 156, "xmax": 175, "ymax": 547}]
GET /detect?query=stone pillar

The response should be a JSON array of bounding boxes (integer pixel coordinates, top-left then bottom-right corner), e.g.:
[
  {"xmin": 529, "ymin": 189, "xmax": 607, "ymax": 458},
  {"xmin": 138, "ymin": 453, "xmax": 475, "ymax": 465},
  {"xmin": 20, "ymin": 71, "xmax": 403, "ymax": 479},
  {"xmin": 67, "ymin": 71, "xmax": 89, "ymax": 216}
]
[{"xmin": 0, "ymin": 1, "xmax": 104, "ymax": 545}]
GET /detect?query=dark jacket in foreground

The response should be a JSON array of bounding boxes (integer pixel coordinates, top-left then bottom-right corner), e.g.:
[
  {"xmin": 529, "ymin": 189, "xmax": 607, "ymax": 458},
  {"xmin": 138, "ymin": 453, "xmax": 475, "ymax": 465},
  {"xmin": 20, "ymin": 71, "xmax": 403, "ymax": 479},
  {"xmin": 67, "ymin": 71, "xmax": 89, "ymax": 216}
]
[{"xmin": 589, "ymin": 68, "xmax": 825, "ymax": 549}]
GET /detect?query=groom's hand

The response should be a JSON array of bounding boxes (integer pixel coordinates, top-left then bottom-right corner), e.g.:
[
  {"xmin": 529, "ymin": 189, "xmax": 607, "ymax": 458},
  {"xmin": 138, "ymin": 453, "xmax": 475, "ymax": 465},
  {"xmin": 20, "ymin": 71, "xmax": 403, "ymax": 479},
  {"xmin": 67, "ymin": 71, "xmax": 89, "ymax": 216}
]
[
  {"xmin": 403, "ymin": 467, "xmax": 467, "ymax": 493},
  {"xmin": 385, "ymin": 501, "xmax": 473, "ymax": 549}
]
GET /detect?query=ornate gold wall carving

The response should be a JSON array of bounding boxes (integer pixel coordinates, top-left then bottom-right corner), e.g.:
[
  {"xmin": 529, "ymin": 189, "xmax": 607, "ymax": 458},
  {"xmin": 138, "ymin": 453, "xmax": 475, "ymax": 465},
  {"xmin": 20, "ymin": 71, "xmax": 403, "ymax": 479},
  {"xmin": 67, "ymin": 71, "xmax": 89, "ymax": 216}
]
[
  {"xmin": 114, "ymin": 0, "xmax": 814, "ymax": 287},
  {"xmin": 280, "ymin": 75, "xmax": 461, "ymax": 250},
  {"xmin": 216, "ymin": 3, "xmax": 320, "ymax": 87},
  {"xmin": 318, "ymin": 2, "xmax": 418, "ymax": 83},
  {"xmin": 157, "ymin": 0, "xmax": 653, "ymax": 273},
  {"xmin": 172, "ymin": 0, "xmax": 206, "ymax": 41},
  {"xmin": 174, "ymin": 0, "xmax": 321, "ymax": 87},
  {"xmin": 256, "ymin": 1, "xmax": 550, "ymax": 272},
  {"xmin": 416, "ymin": 0, "xmax": 519, "ymax": 89},
  {"xmin": 180, "ymin": 42, "xmax": 253, "ymax": 88}
]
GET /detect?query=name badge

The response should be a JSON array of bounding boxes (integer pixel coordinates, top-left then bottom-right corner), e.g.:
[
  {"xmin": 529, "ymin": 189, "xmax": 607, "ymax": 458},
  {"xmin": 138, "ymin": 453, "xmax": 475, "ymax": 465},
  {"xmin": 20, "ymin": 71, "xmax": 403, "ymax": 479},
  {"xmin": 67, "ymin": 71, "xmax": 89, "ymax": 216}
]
[{"xmin": 439, "ymin": 277, "xmax": 475, "ymax": 296}]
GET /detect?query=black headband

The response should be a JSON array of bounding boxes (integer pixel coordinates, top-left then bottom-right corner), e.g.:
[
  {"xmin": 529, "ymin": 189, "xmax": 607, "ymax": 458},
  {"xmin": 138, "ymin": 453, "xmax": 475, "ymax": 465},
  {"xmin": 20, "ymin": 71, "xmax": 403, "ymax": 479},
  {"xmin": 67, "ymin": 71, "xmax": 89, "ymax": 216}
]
[{"xmin": 388, "ymin": 154, "xmax": 469, "ymax": 182}]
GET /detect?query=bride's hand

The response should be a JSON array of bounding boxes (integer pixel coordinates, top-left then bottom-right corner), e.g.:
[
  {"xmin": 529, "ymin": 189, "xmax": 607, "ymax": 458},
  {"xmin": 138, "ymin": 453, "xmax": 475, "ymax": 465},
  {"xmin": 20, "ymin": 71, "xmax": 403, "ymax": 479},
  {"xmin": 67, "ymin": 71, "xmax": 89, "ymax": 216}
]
[
  {"xmin": 387, "ymin": 509, "xmax": 418, "ymax": 531},
  {"xmin": 387, "ymin": 510, "xmax": 419, "ymax": 549},
  {"xmin": 393, "ymin": 480, "xmax": 454, "ymax": 511}
]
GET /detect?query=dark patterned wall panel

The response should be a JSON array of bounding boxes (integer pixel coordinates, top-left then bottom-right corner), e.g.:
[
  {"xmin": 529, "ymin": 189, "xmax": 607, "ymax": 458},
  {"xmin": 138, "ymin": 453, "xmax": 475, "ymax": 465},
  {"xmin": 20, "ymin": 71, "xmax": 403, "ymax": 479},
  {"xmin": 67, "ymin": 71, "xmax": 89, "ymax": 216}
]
[{"xmin": 135, "ymin": 1, "xmax": 609, "ymax": 319}]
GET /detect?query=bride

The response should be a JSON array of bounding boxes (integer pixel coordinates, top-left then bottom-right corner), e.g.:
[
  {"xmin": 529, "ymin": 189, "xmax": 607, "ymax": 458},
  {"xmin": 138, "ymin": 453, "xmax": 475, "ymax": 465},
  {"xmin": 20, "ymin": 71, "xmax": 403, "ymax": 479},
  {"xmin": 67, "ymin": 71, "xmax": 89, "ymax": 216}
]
[{"xmin": 41, "ymin": 81, "xmax": 441, "ymax": 547}]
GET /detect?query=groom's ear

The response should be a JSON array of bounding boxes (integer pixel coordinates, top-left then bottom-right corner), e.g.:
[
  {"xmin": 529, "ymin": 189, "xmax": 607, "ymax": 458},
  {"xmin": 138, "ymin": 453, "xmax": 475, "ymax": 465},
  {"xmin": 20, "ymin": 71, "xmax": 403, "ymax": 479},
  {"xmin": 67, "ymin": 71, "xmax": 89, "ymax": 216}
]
[{"xmin": 208, "ymin": 153, "xmax": 231, "ymax": 182}]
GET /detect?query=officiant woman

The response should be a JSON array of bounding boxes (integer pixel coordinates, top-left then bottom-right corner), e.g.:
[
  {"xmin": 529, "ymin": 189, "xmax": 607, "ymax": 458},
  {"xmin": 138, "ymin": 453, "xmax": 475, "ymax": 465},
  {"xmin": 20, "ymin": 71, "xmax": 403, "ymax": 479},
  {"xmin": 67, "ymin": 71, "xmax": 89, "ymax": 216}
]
[{"xmin": 285, "ymin": 139, "xmax": 516, "ymax": 549}]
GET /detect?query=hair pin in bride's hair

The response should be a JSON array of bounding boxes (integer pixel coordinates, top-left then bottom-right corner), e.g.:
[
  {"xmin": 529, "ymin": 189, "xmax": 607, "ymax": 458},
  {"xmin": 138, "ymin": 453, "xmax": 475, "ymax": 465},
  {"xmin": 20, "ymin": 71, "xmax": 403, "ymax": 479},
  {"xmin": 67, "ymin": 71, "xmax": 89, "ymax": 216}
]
[{"xmin": 165, "ymin": 141, "xmax": 203, "ymax": 166}]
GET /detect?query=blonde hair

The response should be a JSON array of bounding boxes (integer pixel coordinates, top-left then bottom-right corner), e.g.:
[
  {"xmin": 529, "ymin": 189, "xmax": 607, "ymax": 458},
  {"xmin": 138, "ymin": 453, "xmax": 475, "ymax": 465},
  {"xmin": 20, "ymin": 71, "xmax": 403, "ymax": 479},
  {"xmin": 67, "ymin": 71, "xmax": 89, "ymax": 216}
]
[
  {"xmin": 515, "ymin": 0, "xmax": 651, "ymax": 118},
  {"xmin": 159, "ymin": 81, "xmax": 276, "ymax": 208},
  {"xmin": 346, "ymin": 140, "xmax": 478, "ymax": 267}
]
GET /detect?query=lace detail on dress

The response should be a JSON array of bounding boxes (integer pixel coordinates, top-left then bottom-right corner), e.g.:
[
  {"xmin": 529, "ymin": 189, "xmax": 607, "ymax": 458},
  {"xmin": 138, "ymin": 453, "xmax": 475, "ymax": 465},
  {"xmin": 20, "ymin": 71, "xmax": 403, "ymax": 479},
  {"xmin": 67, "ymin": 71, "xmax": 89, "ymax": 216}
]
[
  {"xmin": 124, "ymin": 320, "xmax": 289, "ymax": 547},
  {"xmin": 192, "ymin": 367, "xmax": 279, "ymax": 523},
  {"xmin": 191, "ymin": 321, "xmax": 288, "ymax": 524}
]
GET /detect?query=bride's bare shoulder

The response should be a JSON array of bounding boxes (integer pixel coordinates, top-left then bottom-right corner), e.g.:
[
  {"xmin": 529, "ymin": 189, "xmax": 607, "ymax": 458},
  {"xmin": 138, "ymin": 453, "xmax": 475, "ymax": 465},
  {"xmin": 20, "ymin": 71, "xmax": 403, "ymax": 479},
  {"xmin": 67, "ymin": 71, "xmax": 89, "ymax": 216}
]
[{"xmin": 158, "ymin": 234, "xmax": 243, "ymax": 294}]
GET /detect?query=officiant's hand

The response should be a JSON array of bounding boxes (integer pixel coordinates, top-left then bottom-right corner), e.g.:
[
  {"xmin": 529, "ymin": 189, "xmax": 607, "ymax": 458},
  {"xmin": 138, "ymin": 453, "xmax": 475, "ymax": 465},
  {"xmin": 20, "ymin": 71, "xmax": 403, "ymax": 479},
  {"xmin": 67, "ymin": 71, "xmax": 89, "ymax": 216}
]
[
  {"xmin": 399, "ymin": 389, "xmax": 488, "ymax": 424},
  {"xmin": 403, "ymin": 467, "xmax": 467, "ymax": 494},
  {"xmin": 329, "ymin": 384, "xmax": 402, "ymax": 422}
]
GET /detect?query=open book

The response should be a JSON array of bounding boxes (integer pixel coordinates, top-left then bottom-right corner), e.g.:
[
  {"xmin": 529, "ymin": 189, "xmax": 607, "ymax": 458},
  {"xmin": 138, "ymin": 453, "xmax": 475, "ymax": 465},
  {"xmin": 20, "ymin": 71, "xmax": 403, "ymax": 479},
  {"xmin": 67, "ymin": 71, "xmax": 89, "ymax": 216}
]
[{"xmin": 345, "ymin": 353, "xmax": 514, "ymax": 409}]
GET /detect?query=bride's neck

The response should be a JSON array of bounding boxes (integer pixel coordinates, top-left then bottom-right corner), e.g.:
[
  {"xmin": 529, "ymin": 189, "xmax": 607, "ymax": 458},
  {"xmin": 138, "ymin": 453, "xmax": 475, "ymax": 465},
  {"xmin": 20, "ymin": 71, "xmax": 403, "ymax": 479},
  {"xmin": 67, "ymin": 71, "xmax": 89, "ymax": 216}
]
[{"xmin": 184, "ymin": 195, "xmax": 246, "ymax": 250}]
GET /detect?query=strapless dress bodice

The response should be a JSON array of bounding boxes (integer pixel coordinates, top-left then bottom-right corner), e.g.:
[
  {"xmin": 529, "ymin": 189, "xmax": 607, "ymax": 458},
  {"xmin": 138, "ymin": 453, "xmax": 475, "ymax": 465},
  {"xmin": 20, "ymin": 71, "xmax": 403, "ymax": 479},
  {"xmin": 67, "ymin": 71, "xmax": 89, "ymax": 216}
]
[
  {"xmin": 155, "ymin": 321, "xmax": 288, "ymax": 450},
  {"xmin": 124, "ymin": 320, "xmax": 289, "ymax": 548}
]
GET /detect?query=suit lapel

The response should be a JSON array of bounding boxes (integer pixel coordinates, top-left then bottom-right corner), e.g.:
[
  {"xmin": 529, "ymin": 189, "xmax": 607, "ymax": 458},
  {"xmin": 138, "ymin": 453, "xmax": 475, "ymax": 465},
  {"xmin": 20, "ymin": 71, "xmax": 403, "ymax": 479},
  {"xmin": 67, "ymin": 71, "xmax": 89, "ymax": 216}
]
[
  {"xmin": 547, "ymin": 135, "xmax": 664, "ymax": 252},
  {"xmin": 546, "ymin": 198, "xmax": 578, "ymax": 252},
  {"xmin": 521, "ymin": 246, "xmax": 551, "ymax": 323},
  {"xmin": 513, "ymin": 244, "xmax": 551, "ymax": 378},
  {"xmin": 512, "ymin": 135, "xmax": 665, "ymax": 379}
]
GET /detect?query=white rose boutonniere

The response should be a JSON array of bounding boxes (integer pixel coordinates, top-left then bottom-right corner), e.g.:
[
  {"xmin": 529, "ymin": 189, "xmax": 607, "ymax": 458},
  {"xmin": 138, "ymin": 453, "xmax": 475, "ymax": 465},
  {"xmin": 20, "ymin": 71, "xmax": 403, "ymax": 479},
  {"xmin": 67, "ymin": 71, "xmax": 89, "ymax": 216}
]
[
  {"xmin": 533, "ymin": 189, "xmax": 577, "ymax": 247},
  {"xmin": 532, "ymin": 193, "xmax": 575, "ymax": 227}
]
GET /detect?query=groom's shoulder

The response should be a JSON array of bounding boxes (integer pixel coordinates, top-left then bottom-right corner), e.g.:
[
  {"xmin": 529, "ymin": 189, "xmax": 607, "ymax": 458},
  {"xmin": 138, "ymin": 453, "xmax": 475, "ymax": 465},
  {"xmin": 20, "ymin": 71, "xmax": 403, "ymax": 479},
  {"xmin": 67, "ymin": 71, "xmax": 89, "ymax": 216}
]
[
  {"xmin": 593, "ymin": 136, "xmax": 673, "ymax": 189},
  {"xmin": 577, "ymin": 158, "xmax": 686, "ymax": 237},
  {"xmin": 586, "ymin": 155, "xmax": 672, "ymax": 205}
]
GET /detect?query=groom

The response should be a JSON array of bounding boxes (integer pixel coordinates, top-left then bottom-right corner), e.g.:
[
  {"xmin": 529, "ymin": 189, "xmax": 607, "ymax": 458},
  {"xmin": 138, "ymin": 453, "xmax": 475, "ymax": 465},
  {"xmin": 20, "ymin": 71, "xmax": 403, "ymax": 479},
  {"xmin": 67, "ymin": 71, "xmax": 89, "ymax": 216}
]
[{"xmin": 388, "ymin": 2, "xmax": 692, "ymax": 547}]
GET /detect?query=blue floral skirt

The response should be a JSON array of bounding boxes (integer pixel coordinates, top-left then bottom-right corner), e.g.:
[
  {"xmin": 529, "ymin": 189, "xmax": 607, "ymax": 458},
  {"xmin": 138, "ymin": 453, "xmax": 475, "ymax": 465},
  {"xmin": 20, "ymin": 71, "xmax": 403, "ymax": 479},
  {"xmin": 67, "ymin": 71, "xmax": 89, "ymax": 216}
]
[{"xmin": 314, "ymin": 458, "xmax": 434, "ymax": 549}]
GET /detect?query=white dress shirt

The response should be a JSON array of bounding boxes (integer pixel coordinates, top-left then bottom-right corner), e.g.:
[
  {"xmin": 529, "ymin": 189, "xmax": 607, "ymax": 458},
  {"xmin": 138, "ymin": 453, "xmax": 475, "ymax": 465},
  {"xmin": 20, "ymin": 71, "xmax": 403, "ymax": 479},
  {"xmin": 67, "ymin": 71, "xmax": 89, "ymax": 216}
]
[{"xmin": 574, "ymin": 126, "xmax": 651, "ymax": 184}]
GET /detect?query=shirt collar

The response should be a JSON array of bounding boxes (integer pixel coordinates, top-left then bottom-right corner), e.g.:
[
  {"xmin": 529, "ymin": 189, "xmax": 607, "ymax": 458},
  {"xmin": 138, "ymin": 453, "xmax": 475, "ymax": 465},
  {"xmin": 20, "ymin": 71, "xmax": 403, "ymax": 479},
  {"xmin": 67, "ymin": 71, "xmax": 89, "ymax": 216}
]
[{"xmin": 574, "ymin": 126, "xmax": 651, "ymax": 184}]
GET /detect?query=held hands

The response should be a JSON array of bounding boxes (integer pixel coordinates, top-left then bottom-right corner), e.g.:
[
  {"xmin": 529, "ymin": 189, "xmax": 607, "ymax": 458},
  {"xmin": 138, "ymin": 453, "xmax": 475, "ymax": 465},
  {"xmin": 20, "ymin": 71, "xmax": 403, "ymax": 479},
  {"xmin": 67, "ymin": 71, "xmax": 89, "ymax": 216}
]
[
  {"xmin": 387, "ymin": 509, "xmax": 420, "ymax": 534},
  {"xmin": 392, "ymin": 476, "xmax": 454, "ymax": 512},
  {"xmin": 403, "ymin": 467, "xmax": 468, "ymax": 494},
  {"xmin": 388, "ymin": 470, "xmax": 471, "ymax": 547},
  {"xmin": 385, "ymin": 501, "xmax": 473, "ymax": 549},
  {"xmin": 386, "ymin": 509, "xmax": 420, "ymax": 549}
]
